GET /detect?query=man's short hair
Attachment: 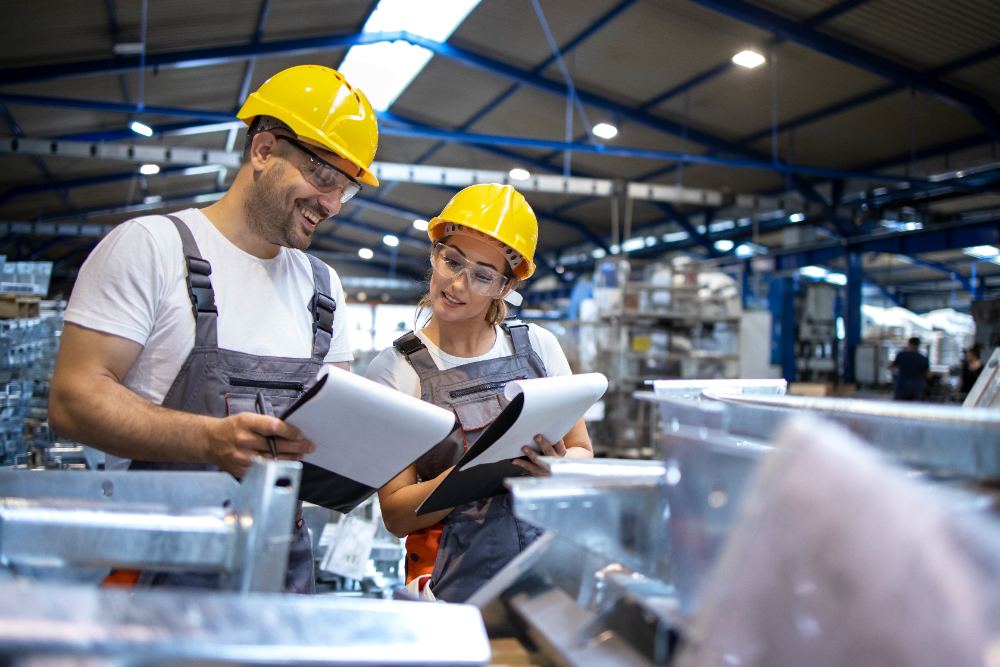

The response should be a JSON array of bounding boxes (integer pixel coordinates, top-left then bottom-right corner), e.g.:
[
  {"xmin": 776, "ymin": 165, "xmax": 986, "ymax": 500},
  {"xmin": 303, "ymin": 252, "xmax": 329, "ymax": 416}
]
[
  {"xmin": 908, "ymin": 336, "xmax": 921, "ymax": 347},
  {"xmin": 241, "ymin": 115, "xmax": 293, "ymax": 164}
]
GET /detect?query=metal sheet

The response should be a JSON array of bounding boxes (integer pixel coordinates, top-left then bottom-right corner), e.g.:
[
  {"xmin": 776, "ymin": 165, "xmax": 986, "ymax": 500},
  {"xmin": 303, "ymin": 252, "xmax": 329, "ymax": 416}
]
[
  {"xmin": 0, "ymin": 470, "xmax": 240, "ymax": 509},
  {"xmin": 650, "ymin": 379, "xmax": 787, "ymax": 400},
  {"xmin": 507, "ymin": 475, "xmax": 671, "ymax": 582},
  {"xmin": 505, "ymin": 577, "xmax": 652, "ymax": 667},
  {"xmin": 0, "ymin": 498, "xmax": 236, "ymax": 571},
  {"xmin": 676, "ymin": 414, "xmax": 1000, "ymax": 667},
  {"xmin": 0, "ymin": 581, "xmax": 491, "ymax": 666}
]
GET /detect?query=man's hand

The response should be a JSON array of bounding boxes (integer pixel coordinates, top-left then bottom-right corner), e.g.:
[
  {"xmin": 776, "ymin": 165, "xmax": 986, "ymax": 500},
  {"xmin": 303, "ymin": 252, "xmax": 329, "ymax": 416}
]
[{"xmin": 203, "ymin": 412, "xmax": 316, "ymax": 478}]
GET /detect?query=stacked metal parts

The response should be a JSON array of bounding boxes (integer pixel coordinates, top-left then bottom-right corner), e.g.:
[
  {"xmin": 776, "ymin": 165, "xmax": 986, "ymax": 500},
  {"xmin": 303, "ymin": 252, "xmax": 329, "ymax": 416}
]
[
  {"xmin": 0, "ymin": 260, "xmax": 63, "ymax": 468},
  {"xmin": 0, "ymin": 458, "xmax": 492, "ymax": 666}
]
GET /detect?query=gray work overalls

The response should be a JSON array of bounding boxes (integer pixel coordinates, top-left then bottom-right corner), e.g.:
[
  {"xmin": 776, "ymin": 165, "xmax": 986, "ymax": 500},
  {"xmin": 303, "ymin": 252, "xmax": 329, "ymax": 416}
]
[
  {"xmin": 129, "ymin": 215, "xmax": 337, "ymax": 594},
  {"xmin": 393, "ymin": 323, "xmax": 546, "ymax": 603}
]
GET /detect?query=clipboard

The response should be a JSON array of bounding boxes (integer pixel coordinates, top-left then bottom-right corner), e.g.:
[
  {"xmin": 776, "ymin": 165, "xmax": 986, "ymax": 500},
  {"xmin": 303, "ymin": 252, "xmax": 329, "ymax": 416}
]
[
  {"xmin": 280, "ymin": 366, "xmax": 460, "ymax": 512},
  {"xmin": 416, "ymin": 373, "xmax": 608, "ymax": 515}
]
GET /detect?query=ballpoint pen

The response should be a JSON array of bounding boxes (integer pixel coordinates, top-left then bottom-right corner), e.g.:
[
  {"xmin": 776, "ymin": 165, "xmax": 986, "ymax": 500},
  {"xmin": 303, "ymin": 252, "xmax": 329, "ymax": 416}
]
[{"xmin": 255, "ymin": 391, "xmax": 279, "ymax": 460}]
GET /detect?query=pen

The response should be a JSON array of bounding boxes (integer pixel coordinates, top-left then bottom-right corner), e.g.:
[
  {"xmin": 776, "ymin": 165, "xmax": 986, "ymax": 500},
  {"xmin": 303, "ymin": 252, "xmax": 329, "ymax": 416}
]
[{"xmin": 255, "ymin": 391, "xmax": 279, "ymax": 460}]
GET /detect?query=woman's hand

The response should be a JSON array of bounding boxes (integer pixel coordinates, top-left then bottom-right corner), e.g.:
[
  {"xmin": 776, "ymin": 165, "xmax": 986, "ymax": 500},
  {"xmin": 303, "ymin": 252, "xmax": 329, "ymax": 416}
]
[{"xmin": 512, "ymin": 434, "xmax": 567, "ymax": 476}]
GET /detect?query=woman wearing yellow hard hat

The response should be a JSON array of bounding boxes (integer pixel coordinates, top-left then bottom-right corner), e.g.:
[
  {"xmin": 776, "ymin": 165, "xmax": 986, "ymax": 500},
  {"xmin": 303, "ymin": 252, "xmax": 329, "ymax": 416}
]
[{"xmin": 366, "ymin": 183, "xmax": 593, "ymax": 602}]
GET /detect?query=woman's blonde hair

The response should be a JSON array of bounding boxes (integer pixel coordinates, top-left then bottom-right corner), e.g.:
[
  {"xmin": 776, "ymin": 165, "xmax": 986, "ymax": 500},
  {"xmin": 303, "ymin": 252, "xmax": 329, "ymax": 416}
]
[{"xmin": 414, "ymin": 242, "xmax": 522, "ymax": 329}]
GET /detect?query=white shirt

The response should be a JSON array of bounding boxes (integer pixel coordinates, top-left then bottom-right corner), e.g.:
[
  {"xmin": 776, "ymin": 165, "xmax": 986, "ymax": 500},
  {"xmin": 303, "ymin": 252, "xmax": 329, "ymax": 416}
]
[
  {"xmin": 65, "ymin": 208, "xmax": 353, "ymax": 411},
  {"xmin": 365, "ymin": 323, "xmax": 571, "ymax": 397}
]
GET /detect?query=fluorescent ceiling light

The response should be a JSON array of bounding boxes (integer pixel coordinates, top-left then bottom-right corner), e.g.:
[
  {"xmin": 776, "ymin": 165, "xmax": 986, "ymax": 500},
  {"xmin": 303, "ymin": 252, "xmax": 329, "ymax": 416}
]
[
  {"xmin": 139, "ymin": 164, "xmax": 160, "ymax": 175},
  {"xmin": 193, "ymin": 192, "xmax": 224, "ymax": 203},
  {"xmin": 182, "ymin": 165, "xmax": 226, "ymax": 176},
  {"xmin": 713, "ymin": 239, "xmax": 735, "ymax": 252},
  {"xmin": 142, "ymin": 195, "xmax": 163, "ymax": 205},
  {"xmin": 509, "ymin": 168, "xmax": 530, "ymax": 181},
  {"xmin": 622, "ymin": 238, "xmax": 645, "ymax": 252},
  {"xmin": 645, "ymin": 236, "xmax": 657, "ymax": 247},
  {"xmin": 592, "ymin": 248, "xmax": 607, "ymax": 259},
  {"xmin": 113, "ymin": 42, "xmax": 145, "ymax": 55},
  {"xmin": 825, "ymin": 273, "xmax": 847, "ymax": 285},
  {"xmin": 337, "ymin": 0, "xmax": 482, "ymax": 111},
  {"xmin": 383, "ymin": 234, "xmax": 399, "ymax": 247},
  {"xmin": 732, "ymin": 50, "xmax": 765, "ymax": 68},
  {"xmin": 735, "ymin": 244, "xmax": 755, "ymax": 258},
  {"xmin": 592, "ymin": 123, "xmax": 618, "ymax": 139},
  {"xmin": 789, "ymin": 212, "xmax": 806, "ymax": 223},
  {"xmin": 412, "ymin": 219, "xmax": 429, "ymax": 231},
  {"xmin": 799, "ymin": 265, "xmax": 828, "ymax": 279},
  {"xmin": 963, "ymin": 245, "xmax": 999, "ymax": 259},
  {"xmin": 130, "ymin": 121, "xmax": 153, "ymax": 137},
  {"xmin": 663, "ymin": 231, "xmax": 689, "ymax": 243},
  {"xmin": 358, "ymin": 248, "xmax": 374, "ymax": 259}
]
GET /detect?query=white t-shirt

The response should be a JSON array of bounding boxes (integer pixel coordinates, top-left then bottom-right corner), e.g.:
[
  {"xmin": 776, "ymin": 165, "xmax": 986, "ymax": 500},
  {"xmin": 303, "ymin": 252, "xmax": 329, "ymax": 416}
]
[
  {"xmin": 365, "ymin": 323, "xmax": 571, "ymax": 398},
  {"xmin": 65, "ymin": 207, "xmax": 353, "ymax": 410}
]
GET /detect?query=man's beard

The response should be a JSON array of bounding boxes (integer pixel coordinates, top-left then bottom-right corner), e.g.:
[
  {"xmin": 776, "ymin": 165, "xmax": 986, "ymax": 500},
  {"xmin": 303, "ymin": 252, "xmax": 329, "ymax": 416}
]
[{"xmin": 243, "ymin": 161, "xmax": 318, "ymax": 250}]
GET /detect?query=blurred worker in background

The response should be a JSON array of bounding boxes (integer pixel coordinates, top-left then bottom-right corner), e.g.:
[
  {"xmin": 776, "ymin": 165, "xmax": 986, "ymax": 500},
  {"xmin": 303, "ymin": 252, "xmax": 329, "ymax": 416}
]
[
  {"xmin": 958, "ymin": 343, "xmax": 984, "ymax": 399},
  {"xmin": 890, "ymin": 336, "xmax": 931, "ymax": 401},
  {"xmin": 49, "ymin": 65, "xmax": 379, "ymax": 593}
]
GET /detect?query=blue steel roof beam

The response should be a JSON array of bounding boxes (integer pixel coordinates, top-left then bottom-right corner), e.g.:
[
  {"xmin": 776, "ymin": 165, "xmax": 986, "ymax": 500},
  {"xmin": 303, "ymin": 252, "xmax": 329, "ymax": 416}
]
[
  {"xmin": 0, "ymin": 93, "xmax": 235, "ymax": 123},
  {"xmin": 684, "ymin": 0, "xmax": 1000, "ymax": 142},
  {"xmin": 234, "ymin": 0, "xmax": 274, "ymax": 109},
  {"xmin": 393, "ymin": 0, "xmax": 640, "ymax": 178},
  {"xmin": 0, "ymin": 102, "xmax": 79, "ymax": 216},
  {"xmin": 741, "ymin": 43, "xmax": 1000, "ymax": 146},
  {"xmin": 0, "ymin": 165, "xmax": 191, "ymax": 206},
  {"xmin": 655, "ymin": 202, "xmax": 721, "ymax": 257},
  {"xmin": 637, "ymin": 0, "xmax": 873, "ymax": 111},
  {"xmin": 0, "ymin": 31, "xmax": 394, "ymax": 86}
]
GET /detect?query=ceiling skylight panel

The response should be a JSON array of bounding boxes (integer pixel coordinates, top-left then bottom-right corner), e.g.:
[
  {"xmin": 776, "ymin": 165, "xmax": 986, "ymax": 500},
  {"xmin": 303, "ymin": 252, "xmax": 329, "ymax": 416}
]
[{"xmin": 338, "ymin": 0, "xmax": 482, "ymax": 112}]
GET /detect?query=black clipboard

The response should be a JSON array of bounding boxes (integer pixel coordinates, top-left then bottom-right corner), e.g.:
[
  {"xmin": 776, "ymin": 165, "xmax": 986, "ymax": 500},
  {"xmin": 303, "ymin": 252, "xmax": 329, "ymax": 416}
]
[{"xmin": 416, "ymin": 393, "xmax": 532, "ymax": 515}]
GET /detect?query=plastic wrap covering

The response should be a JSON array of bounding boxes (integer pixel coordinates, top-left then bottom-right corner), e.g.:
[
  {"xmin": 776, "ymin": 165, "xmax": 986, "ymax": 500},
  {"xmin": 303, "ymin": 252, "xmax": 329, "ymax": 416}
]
[{"xmin": 676, "ymin": 415, "xmax": 1000, "ymax": 667}]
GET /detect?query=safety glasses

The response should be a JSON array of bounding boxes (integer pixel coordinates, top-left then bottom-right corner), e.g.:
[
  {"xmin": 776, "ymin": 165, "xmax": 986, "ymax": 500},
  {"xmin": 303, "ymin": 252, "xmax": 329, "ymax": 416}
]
[
  {"xmin": 431, "ymin": 243, "xmax": 511, "ymax": 297},
  {"xmin": 274, "ymin": 135, "xmax": 362, "ymax": 203}
]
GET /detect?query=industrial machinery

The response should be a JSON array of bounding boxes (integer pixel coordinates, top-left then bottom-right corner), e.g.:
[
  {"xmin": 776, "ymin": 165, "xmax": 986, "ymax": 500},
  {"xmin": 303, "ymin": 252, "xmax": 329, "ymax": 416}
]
[
  {"xmin": 4, "ymin": 377, "xmax": 1000, "ymax": 666},
  {"xmin": 0, "ymin": 458, "xmax": 491, "ymax": 666},
  {"xmin": 466, "ymin": 379, "xmax": 1000, "ymax": 667}
]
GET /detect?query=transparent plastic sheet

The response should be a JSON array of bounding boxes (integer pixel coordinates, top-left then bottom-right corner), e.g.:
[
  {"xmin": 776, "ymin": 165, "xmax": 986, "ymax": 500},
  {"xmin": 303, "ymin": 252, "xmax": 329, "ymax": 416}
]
[{"xmin": 675, "ymin": 415, "xmax": 1000, "ymax": 667}]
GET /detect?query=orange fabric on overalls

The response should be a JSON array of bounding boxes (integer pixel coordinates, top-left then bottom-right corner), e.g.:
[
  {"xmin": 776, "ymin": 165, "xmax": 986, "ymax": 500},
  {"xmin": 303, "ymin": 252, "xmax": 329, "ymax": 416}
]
[
  {"xmin": 101, "ymin": 569, "xmax": 141, "ymax": 588},
  {"xmin": 405, "ymin": 523, "xmax": 444, "ymax": 583},
  {"xmin": 405, "ymin": 422, "xmax": 469, "ymax": 584}
]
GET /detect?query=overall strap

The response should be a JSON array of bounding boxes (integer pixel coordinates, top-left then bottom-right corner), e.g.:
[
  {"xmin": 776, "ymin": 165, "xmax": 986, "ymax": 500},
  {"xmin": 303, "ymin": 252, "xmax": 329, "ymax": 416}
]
[
  {"xmin": 305, "ymin": 254, "xmax": 336, "ymax": 361},
  {"xmin": 501, "ymin": 321, "xmax": 532, "ymax": 355},
  {"xmin": 166, "ymin": 215, "xmax": 218, "ymax": 348},
  {"xmin": 393, "ymin": 332, "xmax": 438, "ymax": 377}
]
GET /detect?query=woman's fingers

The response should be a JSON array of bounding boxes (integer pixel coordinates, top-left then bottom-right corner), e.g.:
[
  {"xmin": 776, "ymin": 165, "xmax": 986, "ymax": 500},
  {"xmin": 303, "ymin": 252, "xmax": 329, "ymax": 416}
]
[{"xmin": 533, "ymin": 434, "xmax": 567, "ymax": 457}]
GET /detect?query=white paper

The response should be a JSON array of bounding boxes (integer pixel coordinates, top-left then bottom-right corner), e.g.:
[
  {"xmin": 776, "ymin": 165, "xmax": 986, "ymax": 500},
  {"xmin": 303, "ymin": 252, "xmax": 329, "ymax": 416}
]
[
  {"xmin": 288, "ymin": 366, "xmax": 457, "ymax": 488},
  {"xmin": 460, "ymin": 372, "xmax": 608, "ymax": 469},
  {"xmin": 319, "ymin": 514, "xmax": 377, "ymax": 581}
]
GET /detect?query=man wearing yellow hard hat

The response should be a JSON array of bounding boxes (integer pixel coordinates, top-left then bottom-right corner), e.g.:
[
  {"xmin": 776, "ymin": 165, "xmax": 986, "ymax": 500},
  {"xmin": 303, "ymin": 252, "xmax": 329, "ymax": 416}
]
[
  {"xmin": 49, "ymin": 65, "xmax": 379, "ymax": 593},
  {"xmin": 368, "ymin": 183, "xmax": 594, "ymax": 602}
]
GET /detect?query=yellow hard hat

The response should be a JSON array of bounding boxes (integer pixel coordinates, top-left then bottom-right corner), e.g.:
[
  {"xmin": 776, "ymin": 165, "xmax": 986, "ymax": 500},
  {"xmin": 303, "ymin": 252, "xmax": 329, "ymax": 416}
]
[
  {"xmin": 238, "ymin": 65, "xmax": 379, "ymax": 186},
  {"xmin": 428, "ymin": 184, "xmax": 538, "ymax": 279}
]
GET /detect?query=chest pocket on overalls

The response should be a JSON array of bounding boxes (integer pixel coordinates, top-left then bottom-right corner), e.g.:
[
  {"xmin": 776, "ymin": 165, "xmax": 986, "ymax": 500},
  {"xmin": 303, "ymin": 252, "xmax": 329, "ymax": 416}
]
[
  {"xmin": 452, "ymin": 394, "xmax": 506, "ymax": 432},
  {"xmin": 224, "ymin": 377, "xmax": 306, "ymax": 418}
]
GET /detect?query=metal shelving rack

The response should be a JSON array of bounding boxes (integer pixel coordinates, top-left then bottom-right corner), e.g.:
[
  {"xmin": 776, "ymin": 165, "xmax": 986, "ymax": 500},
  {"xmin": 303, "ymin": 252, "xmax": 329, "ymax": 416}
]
[{"xmin": 589, "ymin": 258, "xmax": 743, "ymax": 456}]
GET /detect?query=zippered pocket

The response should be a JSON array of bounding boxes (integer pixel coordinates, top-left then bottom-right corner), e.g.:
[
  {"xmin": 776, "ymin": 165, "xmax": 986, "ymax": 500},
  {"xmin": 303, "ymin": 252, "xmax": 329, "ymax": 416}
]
[
  {"xmin": 228, "ymin": 377, "xmax": 305, "ymax": 391},
  {"xmin": 448, "ymin": 376, "xmax": 525, "ymax": 400}
]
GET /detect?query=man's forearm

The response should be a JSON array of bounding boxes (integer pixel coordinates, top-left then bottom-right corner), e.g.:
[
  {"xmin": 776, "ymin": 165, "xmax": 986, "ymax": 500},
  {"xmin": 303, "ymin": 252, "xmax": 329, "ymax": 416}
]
[{"xmin": 50, "ymin": 372, "xmax": 215, "ymax": 465}]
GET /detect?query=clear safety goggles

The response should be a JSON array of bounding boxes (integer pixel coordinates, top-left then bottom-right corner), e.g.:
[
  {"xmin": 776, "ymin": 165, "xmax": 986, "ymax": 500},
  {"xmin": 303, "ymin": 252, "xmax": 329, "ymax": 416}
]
[
  {"xmin": 274, "ymin": 135, "xmax": 362, "ymax": 203},
  {"xmin": 431, "ymin": 243, "xmax": 511, "ymax": 298}
]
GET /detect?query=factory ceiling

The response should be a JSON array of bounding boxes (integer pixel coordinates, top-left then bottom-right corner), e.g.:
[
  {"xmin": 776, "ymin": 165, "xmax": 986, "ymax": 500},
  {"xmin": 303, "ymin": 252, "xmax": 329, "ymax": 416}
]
[{"xmin": 0, "ymin": 0, "xmax": 998, "ymax": 299}]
